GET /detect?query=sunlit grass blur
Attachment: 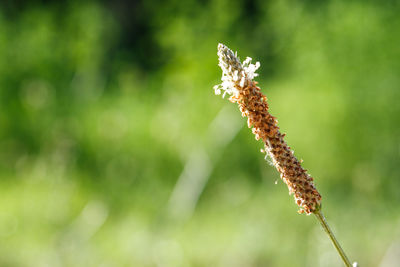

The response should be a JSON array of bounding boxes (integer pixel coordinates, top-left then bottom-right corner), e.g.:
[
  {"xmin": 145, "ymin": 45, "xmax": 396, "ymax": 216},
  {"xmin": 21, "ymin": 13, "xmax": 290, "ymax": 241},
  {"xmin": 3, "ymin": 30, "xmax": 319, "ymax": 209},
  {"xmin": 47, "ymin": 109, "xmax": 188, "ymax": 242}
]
[{"xmin": 0, "ymin": 0, "xmax": 399, "ymax": 266}]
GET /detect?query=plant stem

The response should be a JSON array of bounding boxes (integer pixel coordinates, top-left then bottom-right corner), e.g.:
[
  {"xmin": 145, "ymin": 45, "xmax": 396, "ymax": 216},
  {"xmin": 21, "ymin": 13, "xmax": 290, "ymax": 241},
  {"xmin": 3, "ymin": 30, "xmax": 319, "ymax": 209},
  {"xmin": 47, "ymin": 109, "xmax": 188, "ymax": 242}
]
[{"xmin": 314, "ymin": 209, "xmax": 353, "ymax": 267}]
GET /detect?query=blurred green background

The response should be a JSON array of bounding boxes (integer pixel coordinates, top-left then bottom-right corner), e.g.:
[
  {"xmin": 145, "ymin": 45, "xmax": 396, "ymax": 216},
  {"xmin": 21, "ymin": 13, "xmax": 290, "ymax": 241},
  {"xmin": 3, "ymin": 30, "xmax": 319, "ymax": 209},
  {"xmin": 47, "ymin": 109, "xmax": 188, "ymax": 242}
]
[{"xmin": 1, "ymin": 0, "xmax": 400, "ymax": 266}]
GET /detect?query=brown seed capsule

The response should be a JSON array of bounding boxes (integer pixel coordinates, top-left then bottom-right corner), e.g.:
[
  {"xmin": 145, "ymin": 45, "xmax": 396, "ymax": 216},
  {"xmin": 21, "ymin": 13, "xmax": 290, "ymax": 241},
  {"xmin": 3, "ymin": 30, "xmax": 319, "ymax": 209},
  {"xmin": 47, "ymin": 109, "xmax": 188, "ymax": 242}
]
[{"xmin": 214, "ymin": 43, "xmax": 321, "ymax": 214}]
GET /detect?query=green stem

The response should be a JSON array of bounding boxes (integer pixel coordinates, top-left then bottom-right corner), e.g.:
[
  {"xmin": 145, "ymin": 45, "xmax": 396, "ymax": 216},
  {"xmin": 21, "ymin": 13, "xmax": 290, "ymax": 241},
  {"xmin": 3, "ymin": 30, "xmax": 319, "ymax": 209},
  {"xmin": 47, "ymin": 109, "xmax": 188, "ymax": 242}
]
[{"xmin": 314, "ymin": 209, "xmax": 353, "ymax": 267}]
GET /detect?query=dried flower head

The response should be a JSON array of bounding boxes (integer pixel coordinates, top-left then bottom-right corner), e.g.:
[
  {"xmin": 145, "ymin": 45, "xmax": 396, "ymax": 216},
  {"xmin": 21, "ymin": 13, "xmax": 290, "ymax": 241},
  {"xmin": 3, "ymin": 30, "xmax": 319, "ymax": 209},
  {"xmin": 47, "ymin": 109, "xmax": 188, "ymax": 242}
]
[{"xmin": 214, "ymin": 43, "xmax": 322, "ymax": 214}]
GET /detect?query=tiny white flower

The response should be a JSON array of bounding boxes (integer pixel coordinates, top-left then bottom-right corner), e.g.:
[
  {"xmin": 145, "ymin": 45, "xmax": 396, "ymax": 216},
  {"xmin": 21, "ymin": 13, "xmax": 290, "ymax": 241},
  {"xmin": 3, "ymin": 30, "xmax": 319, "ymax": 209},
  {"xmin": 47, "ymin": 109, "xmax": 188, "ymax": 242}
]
[
  {"xmin": 233, "ymin": 70, "xmax": 239, "ymax": 81},
  {"xmin": 239, "ymin": 77, "xmax": 245, "ymax": 87}
]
